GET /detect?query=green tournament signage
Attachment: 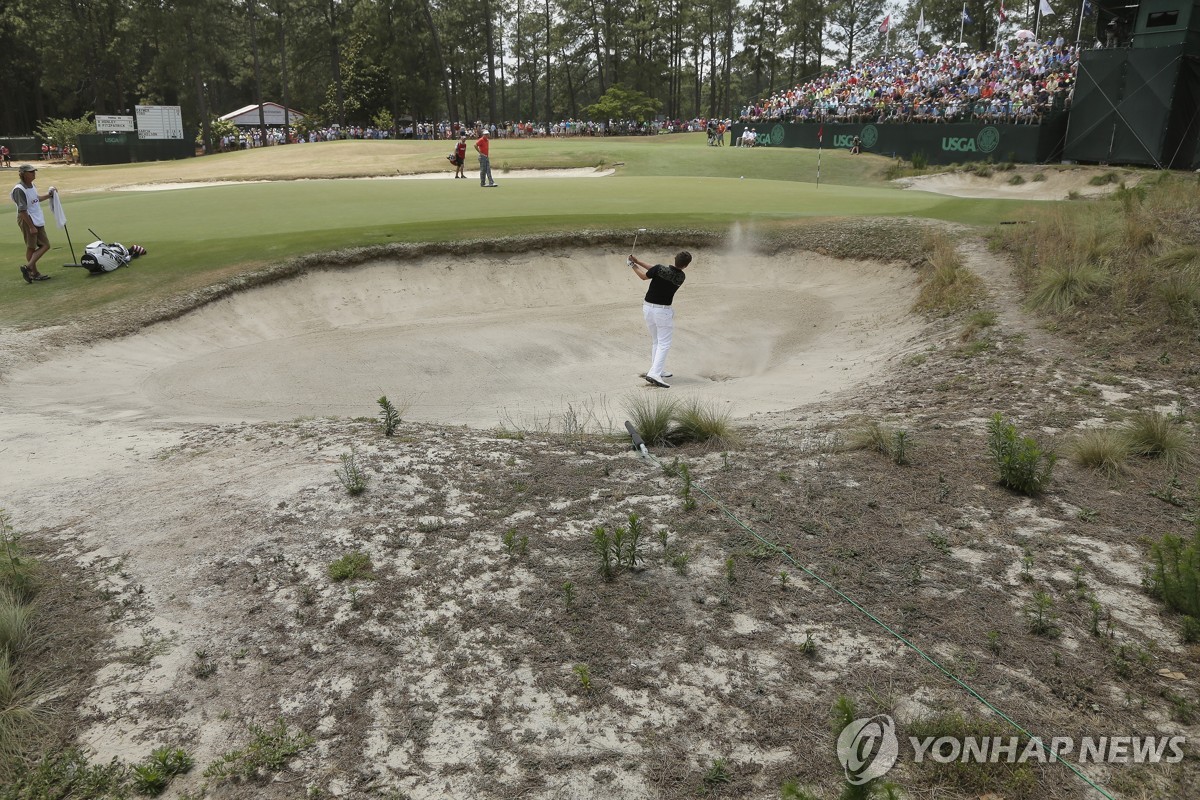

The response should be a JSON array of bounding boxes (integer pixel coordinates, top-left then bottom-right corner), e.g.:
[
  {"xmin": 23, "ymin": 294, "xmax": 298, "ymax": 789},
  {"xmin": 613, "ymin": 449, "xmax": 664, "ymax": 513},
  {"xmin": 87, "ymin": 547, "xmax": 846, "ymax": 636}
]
[{"xmin": 729, "ymin": 118, "xmax": 1066, "ymax": 165}]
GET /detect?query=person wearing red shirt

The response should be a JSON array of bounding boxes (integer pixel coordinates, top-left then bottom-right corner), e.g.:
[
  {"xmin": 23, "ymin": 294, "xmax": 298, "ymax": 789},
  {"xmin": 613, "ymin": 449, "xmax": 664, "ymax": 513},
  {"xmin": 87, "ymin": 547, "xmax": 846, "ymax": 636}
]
[
  {"xmin": 453, "ymin": 134, "xmax": 467, "ymax": 178},
  {"xmin": 474, "ymin": 130, "xmax": 497, "ymax": 187}
]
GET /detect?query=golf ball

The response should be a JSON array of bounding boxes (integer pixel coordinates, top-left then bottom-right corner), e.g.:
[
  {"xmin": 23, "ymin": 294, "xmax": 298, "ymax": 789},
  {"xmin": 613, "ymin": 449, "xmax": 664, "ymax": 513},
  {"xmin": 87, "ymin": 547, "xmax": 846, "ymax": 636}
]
[{"xmin": 740, "ymin": 176, "xmax": 744, "ymax": 179}]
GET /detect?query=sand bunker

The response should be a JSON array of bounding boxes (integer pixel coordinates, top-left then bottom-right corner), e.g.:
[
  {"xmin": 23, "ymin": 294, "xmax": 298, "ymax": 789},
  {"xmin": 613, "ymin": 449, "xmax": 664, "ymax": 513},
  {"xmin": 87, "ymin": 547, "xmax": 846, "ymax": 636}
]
[
  {"xmin": 898, "ymin": 166, "xmax": 1141, "ymax": 201},
  {"xmin": 1, "ymin": 248, "xmax": 922, "ymax": 430}
]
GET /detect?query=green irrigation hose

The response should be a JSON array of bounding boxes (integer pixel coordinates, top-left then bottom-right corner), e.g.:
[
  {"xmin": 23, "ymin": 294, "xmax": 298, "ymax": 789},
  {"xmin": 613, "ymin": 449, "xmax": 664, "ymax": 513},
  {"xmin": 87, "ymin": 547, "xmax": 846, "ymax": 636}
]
[{"xmin": 627, "ymin": 429, "xmax": 1116, "ymax": 800}]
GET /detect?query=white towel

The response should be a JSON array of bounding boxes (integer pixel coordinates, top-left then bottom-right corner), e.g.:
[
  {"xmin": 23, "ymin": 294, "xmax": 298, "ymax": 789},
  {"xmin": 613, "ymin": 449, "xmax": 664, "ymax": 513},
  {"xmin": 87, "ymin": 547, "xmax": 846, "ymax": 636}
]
[{"xmin": 49, "ymin": 190, "xmax": 68, "ymax": 228}]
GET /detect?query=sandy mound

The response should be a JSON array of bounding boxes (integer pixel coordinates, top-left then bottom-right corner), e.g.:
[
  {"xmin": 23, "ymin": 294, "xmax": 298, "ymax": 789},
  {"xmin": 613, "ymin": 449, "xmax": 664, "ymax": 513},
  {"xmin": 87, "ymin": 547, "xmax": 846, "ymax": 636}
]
[
  {"xmin": 898, "ymin": 166, "xmax": 1142, "ymax": 201},
  {"xmin": 1, "ymin": 248, "xmax": 923, "ymax": 432}
]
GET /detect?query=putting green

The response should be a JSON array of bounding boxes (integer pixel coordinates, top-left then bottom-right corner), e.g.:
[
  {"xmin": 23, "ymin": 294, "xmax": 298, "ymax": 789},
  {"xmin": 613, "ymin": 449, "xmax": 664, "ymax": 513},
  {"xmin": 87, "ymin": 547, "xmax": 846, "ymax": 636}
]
[{"xmin": 1, "ymin": 136, "xmax": 1051, "ymax": 328}]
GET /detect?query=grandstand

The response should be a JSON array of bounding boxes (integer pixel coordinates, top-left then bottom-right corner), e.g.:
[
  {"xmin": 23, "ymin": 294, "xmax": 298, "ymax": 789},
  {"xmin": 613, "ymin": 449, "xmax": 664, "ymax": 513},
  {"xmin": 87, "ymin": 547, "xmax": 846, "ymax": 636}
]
[{"xmin": 730, "ymin": 0, "xmax": 1200, "ymax": 169}]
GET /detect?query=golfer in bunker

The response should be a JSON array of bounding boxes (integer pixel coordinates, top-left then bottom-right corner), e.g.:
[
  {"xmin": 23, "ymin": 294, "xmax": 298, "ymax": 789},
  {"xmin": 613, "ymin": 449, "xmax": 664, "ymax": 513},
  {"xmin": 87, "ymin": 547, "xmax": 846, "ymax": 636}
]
[{"xmin": 629, "ymin": 249, "xmax": 692, "ymax": 388}]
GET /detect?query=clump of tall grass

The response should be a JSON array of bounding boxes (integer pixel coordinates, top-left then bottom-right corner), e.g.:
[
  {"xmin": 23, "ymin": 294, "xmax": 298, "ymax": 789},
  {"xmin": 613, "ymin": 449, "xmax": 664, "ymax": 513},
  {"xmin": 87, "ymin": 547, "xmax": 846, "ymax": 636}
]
[
  {"xmin": 846, "ymin": 420, "xmax": 912, "ymax": 465},
  {"xmin": 913, "ymin": 232, "xmax": 982, "ymax": 314},
  {"xmin": 672, "ymin": 397, "xmax": 741, "ymax": 449},
  {"xmin": 624, "ymin": 394, "xmax": 741, "ymax": 449},
  {"xmin": 624, "ymin": 393, "xmax": 677, "ymax": 447},
  {"xmin": 1026, "ymin": 261, "xmax": 1111, "ymax": 313},
  {"xmin": 1123, "ymin": 410, "xmax": 1191, "ymax": 467},
  {"xmin": 0, "ymin": 588, "xmax": 33, "ymax": 658},
  {"xmin": 1070, "ymin": 428, "xmax": 1130, "ymax": 477},
  {"xmin": 1155, "ymin": 270, "xmax": 1200, "ymax": 324},
  {"xmin": 0, "ymin": 652, "xmax": 49, "ymax": 766}
]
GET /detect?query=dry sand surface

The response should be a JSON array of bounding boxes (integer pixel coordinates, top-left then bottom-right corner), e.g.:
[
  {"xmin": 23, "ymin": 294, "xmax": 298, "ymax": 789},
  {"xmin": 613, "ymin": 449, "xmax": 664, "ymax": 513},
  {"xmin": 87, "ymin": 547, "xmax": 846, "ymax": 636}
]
[
  {"xmin": 2, "ymin": 230, "xmax": 1197, "ymax": 799},
  {"xmin": 897, "ymin": 165, "xmax": 1143, "ymax": 201},
  {"xmin": 91, "ymin": 168, "xmax": 615, "ymax": 193}
]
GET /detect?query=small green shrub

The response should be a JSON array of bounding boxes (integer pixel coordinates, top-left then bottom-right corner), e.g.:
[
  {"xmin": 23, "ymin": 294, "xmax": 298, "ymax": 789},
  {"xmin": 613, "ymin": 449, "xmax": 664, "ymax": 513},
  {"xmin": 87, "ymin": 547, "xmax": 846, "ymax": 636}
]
[
  {"xmin": 1089, "ymin": 171, "xmax": 1120, "ymax": 186},
  {"xmin": 377, "ymin": 395, "xmax": 407, "ymax": 436},
  {"xmin": 0, "ymin": 512, "xmax": 39, "ymax": 602},
  {"xmin": 132, "ymin": 762, "xmax": 169, "ymax": 795},
  {"xmin": 3, "ymin": 748, "xmax": 130, "ymax": 798},
  {"xmin": 203, "ymin": 719, "xmax": 314, "ymax": 781},
  {"xmin": 1031, "ymin": 172, "xmax": 1046, "ymax": 182},
  {"xmin": 1149, "ymin": 526, "xmax": 1200, "ymax": 619},
  {"xmin": 987, "ymin": 413, "xmax": 1056, "ymax": 495},
  {"xmin": 1027, "ymin": 591, "xmax": 1060, "ymax": 637},
  {"xmin": 572, "ymin": 663, "xmax": 592, "ymax": 691},
  {"xmin": 327, "ymin": 551, "xmax": 372, "ymax": 582},
  {"xmin": 593, "ymin": 525, "xmax": 616, "ymax": 580},
  {"xmin": 1008, "ymin": 174, "xmax": 1025, "ymax": 186},
  {"xmin": 702, "ymin": 758, "xmax": 733, "ymax": 787},
  {"xmin": 911, "ymin": 151, "xmax": 928, "ymax": 170},
  {"xmin": 335, "ymin": 447, "xmax": 369, "ymax": 495}
]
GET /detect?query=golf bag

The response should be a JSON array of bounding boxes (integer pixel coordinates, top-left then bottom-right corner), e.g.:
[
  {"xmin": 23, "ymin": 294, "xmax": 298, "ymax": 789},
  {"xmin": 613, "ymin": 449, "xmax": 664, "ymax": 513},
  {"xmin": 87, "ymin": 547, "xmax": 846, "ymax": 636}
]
[{"xmin": 80, "ymin": 241, "xmax": 132, "ymax": 274}]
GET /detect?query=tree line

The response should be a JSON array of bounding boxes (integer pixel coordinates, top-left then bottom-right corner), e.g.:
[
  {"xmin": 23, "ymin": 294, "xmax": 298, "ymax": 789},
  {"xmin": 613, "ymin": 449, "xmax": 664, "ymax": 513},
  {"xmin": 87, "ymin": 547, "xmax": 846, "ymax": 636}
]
[{"xmin": 0, "ymin": 0, "xmax": 1091, "ymax": 145}]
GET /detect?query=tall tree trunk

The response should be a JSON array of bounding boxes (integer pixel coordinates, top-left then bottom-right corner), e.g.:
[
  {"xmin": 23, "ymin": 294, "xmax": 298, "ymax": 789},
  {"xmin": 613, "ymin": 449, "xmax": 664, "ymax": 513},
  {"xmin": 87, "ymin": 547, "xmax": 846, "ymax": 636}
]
[
  {"xmin": 483, "ymin": 0, "xmax": 498, "ymax": 122},
  {"xmin": 248, "ymin": 0, "xmax": 268, "ymax": 146},
  {"xmin": 418, "ymin": 0, "xmax": 454, "ymax": 120},
  {"xmin": 544, "ymin": 0, "xmax": 551, "ymax": 123},
  {"xmin": 275, "ymin": 2, "xmax": 291, "ymax": 143},
  {"xmin": 561, "ymin": 48, "xmax": 577, "ymax": 117},
  {"xmin": 327, "ymin": 0, "xmax": 345, "ymax": 128},
  {"xmin": 516, "ymin": 0, "xmax": 523, "ymax": 119},
  {"xmin": 720, "ymin": 8, "xmax": 733, "ymax": 116},
  {"xmin": 187, "ymin": 25, "xmax": 212, "ymax": 154},
  {"xmin": 588, "ymin": 0, "xmax": 606, "ymax": 92},
  {"xmin": 708, "ymin": 9, "xmax": 718, "ymax": 117}
]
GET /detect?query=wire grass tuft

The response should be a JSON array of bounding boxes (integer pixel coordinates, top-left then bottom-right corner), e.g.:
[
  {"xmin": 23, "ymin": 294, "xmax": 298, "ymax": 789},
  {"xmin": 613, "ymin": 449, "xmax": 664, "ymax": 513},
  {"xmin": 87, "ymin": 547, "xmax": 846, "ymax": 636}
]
[
  {"xmin": 0, "ymin": 652, "xmax": 49, "ymax": 766},
  {"xmin": 0, "ymin": 588, "xmax": 33, "ymax": 658},
  {"xmin": 624, "ymin": 393, "xmax": 678, "ymax": 447},
  {"xmin": 1070, "ymin": 428, "xmax": 1130, "ymax": 477},
  {"xmin": 1027, "ymin": 261, "xmax": 1110, "ymax": 313},
  {"xmin": 846, "ymin": 420, "xmax": 912, "ymax": 465},
  {"xmin": 671, "ymin": 397, "xmax": 741, "ymax": 449},
  {"xmin": 1155, "ymin": 271, "xmax": 1200, "ymax": 324},
  {"xmin": 1123, "ymin": 411, "xmax": 1191, "ymax": 467},
  {"xmin": 913, "ymin": 232, "xmax": 982, "ymax": 314}
]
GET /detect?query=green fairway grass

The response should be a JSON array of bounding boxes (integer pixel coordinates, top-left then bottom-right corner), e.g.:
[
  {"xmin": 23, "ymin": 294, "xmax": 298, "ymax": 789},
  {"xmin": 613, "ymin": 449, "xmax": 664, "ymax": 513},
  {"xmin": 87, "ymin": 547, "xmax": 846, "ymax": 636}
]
[{"xmin": 1, "ymin": 133, "xmax": 1050, "ymax": 328}]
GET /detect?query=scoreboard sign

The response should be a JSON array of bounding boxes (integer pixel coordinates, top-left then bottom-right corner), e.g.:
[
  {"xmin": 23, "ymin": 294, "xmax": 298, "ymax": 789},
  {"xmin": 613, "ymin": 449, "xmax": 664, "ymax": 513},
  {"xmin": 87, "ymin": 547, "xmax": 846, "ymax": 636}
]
[{"xmin": 135, "ymin": 105, "xmax": 184, "ymax": 139}]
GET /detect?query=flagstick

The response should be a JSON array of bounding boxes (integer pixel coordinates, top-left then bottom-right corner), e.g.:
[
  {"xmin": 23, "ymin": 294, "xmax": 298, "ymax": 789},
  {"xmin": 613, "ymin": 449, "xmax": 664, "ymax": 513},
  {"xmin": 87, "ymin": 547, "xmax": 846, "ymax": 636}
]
[
  {"xmin": 816, "ymin": 121, "xmax": 823, "ymax": 189},
  {"xmin": 960, "ymin": 2, "xmax": 967, "ymax": 44},
  {"xmin": 1075, "ymin": 0, "xmax": 1085, "ymax": 43}
]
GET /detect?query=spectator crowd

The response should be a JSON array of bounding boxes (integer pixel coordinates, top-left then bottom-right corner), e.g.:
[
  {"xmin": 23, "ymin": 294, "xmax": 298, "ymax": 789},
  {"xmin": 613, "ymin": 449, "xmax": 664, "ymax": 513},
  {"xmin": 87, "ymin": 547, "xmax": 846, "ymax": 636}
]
[{"xmin": 739, "ymin": 38, "xmax": 1080, "ymax": 126}]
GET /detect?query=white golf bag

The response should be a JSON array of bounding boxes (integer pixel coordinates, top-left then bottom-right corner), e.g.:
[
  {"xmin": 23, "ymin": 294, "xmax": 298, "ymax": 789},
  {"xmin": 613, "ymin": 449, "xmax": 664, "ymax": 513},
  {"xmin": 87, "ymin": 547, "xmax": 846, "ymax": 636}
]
[{"xmin": 80, "ymin": 241, "xmax": 132, "ymax": 274}]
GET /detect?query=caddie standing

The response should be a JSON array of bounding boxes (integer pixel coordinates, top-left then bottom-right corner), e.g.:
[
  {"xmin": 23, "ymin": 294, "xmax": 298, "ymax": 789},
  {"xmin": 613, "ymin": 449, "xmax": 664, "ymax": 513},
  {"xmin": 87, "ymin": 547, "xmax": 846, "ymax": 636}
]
[{"xmin": 12, "ymin": 164, "xmax": 54, "ymax": 283}]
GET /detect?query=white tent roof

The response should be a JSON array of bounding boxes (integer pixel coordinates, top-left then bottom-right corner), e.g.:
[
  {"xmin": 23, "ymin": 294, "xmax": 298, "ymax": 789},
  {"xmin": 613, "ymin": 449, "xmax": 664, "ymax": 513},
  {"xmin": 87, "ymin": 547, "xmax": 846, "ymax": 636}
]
[{"xmin": 219, "ymin": 102, "xmax": 305, "ymax": 127}]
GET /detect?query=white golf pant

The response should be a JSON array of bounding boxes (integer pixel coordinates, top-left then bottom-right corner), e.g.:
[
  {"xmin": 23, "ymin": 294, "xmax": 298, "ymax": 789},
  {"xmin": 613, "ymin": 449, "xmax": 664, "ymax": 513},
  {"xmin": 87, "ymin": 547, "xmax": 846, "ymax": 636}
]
[{"xmin": 643, "ymin": 302, "xmax": 674, "ymax": 379}]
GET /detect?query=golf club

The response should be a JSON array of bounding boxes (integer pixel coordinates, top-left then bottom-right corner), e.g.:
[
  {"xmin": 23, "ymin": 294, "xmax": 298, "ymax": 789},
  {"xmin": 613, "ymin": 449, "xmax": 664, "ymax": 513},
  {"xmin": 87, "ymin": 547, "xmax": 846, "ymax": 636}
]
[
  {"xmin": 630, "ymin": 228, "xmax": 647, "ymax": 257},
  {"xmin": 62, "ymin": 223, "xmax": 82, "ymax": 267}
]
